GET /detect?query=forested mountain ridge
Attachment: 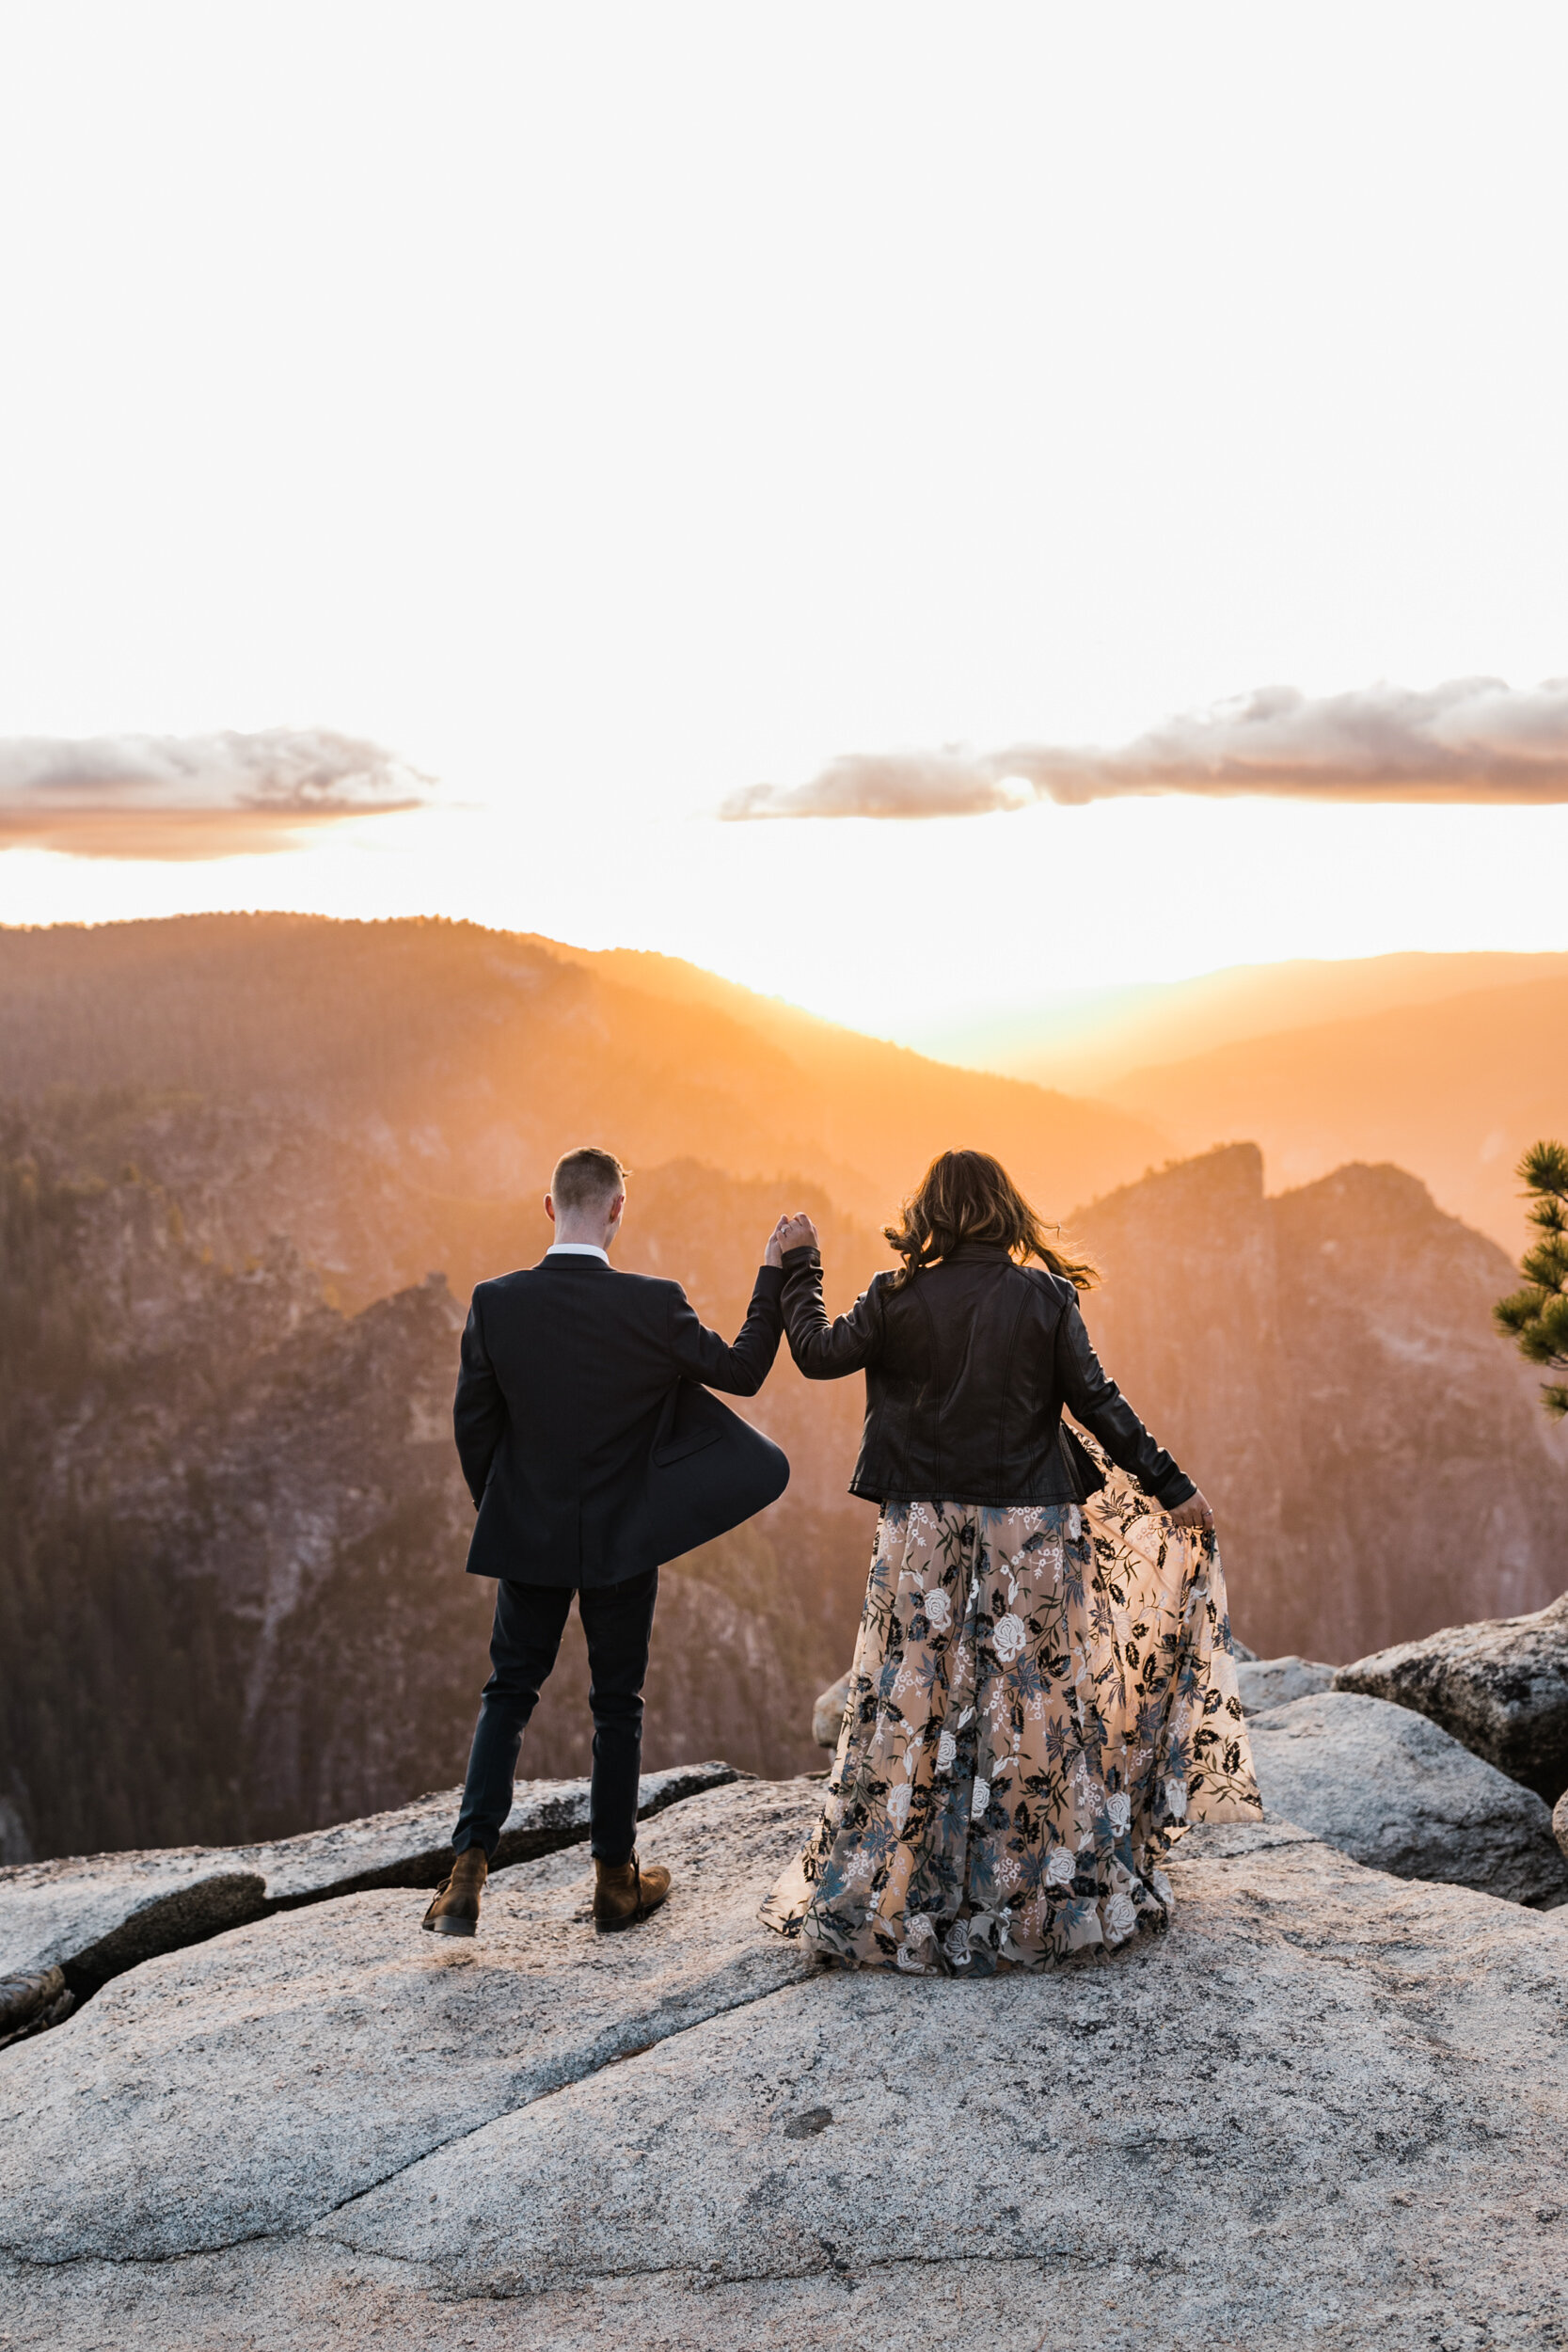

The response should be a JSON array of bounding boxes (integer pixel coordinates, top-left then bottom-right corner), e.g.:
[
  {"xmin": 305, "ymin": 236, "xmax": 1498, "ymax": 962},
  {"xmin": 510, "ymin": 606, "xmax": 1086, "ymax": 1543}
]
[{"xmin": 0, "ymin": 915, "xmax": 1162, "ymax": 1288}]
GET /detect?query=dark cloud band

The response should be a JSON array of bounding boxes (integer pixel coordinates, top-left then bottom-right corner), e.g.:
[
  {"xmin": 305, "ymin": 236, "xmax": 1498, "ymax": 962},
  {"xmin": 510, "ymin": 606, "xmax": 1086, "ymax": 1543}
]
[
  {"xmin": 0, "ymin": 729, "xmax": 433, "ymax": 859},
  {"xmin": 722, "ymin": 678, "xmax": 1568, "ymax": 818}
]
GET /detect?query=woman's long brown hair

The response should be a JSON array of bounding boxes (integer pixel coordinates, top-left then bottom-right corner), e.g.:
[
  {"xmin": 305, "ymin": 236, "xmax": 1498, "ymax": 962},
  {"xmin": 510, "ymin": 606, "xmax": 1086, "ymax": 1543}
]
[{"xmin": 883, "ymin": 1149, "xmax": 1099, "ymax": 1293}]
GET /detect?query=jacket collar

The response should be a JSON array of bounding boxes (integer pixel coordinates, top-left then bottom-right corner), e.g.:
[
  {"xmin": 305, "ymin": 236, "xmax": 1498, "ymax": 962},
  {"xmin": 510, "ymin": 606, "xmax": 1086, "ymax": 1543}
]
[{"xmin": 942, "ymin": 1239, "xmax": 1013, "ymax": 1263}]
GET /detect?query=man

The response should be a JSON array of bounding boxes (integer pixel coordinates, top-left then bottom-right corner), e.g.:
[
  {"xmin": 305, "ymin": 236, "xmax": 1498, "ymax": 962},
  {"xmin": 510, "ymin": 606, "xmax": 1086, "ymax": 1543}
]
[{"xmin": 423, "ymin": 1147, "xmax": 790, "ymax": 1938}]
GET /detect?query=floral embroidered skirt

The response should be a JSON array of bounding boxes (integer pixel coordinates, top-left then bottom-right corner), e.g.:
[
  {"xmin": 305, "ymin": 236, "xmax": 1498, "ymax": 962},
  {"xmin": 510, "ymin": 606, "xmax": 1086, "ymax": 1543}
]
[{"xmin": 760, "ymin": 1436, "xmax": 1262, "ymax": 1973}]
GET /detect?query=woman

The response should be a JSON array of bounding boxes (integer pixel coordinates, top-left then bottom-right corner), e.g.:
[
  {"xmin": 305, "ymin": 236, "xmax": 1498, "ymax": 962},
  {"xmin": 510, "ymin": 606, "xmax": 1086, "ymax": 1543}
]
[{"xmin": 760, "ymin": 1149, "xmax": 1259, "ymax": 1973}]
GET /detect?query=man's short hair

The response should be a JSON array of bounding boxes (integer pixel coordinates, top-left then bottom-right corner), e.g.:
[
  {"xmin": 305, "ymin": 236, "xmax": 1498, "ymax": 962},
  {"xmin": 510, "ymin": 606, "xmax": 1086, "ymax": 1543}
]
[{"xmin": 550, "ymin": 1146, "xmax": 628, "ymax": 1214}]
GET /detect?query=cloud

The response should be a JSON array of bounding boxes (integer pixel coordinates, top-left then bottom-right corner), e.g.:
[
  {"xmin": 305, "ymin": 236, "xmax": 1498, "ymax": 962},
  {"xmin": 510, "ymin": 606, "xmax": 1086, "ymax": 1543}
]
[
  {"xmin": 722, "ymin": 750, "xmax": 1036, "ymax": 822},
  {"xmin": 722, "ymin": 678, "xmax": 1568, "ymax": 818},
  {"xmin": 0, "ymin": 728, "xmax": 434, "ymax": 859}
]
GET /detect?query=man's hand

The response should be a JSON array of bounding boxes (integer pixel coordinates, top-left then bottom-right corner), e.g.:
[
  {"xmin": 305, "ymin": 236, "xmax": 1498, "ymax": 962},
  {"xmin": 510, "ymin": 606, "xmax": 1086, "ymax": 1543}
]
[
  {"xmin": 764, "ymin": 1216, "xmax": 791, "ymax": 1269},
  {"xmin": 777, "ymin": 1212, "xmax": 820, "ymax": 1255},
  {"xmin": 1168, "ymin": 1486, "xmax": 1214, "ymax": 1533}
]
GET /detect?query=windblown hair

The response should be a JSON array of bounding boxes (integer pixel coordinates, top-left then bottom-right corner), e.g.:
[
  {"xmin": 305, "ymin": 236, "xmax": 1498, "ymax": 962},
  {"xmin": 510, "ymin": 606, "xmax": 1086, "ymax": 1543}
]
[
  {"xmin": 550, "ymin": 1145, "xmax": 628, "ymax": 1214},
  {"xmin": 883, "ymin": 1149, "xmax": 1099, "ymax": 1293}
]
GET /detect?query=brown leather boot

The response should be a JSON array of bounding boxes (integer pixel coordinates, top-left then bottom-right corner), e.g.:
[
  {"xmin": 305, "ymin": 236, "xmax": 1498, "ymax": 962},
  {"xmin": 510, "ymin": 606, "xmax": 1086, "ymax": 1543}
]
[
  {"xmin": 421, "ymin": 1847, "xmax": 487, "ymax": 1937},
  {"xmin": 592, "ymin": 1851, "xmax": 672, "ymax": 1932}
]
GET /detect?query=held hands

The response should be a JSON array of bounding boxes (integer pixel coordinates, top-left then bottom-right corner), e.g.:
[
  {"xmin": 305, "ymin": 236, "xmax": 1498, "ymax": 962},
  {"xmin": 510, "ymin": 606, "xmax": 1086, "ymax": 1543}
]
[
  {"xmin": 1168, "ymin": 1486, "xmax": 1215, "ymax": 1533},
  {"xmin": 765, "ymin": 1212, "xmax": 820, "ymax": 1266}
]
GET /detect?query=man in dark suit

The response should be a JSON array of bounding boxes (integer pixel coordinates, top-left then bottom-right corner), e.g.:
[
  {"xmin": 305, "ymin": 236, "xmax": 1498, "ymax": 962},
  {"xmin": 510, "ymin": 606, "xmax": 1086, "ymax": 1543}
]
[{"xmin": 423, "ymin": 1146, "xmax": 789, "ymax": 1938}]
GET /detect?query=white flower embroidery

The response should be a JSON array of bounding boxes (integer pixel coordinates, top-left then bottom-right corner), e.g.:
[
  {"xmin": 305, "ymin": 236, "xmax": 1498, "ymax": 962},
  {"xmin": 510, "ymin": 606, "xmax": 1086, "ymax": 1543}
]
[
  {"xmin": 922, "ymin": 1586, "xmax": 952, "ymax": 1632},
  {"xmin": 1046, "ymin": 1845, "xmax": 1076, "ymax": 1887},
  {"xmin": 886, "ymin": 1782, "xmax": 912, "ymax": 1833},
  {"xmin": 1106, "ymin": 1790, "xmax": 1132, "ymax": 1836},
  {"xmin": 971, "ymin": 1775, "xmax": 991, "ymax": 1815},
  {"xmin": 906, "ymin": 1912, "xmax": 936, "ymax": 1942},
  {"xmin": 937, "ymin": 1728, "xmax": 958, "ymax": 1772},
  {"xmin": 1164, "ymin": 1775, "xmax": 1189, "ymax": 1820},
  {"xmin": 943, "ymin": 1918, "xmax": 971, "ymax": 1965},
  {"xmin": 991, "ymin": 1613, "xmax": 1026, "ymax": 1663},
  {"xmin": 1104, "ymin": 1890, "xmax": 1137, "ymax": 1939}
]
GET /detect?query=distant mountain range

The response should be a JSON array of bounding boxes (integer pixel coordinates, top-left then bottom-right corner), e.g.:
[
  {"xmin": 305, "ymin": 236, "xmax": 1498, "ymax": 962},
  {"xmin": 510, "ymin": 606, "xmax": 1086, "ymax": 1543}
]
[
  {"xmin": 1, "ymin": 914, "xmax": 1564, "ymax": 1863},
  {"xmin": 916, "ymin": 948, "xmax": 1568, "ymax": 1253},
  {"xmin": 0, "ymin": 914, "xmax": 1161, "ymax": 1288},
  {"xmin": 1101, "ymin": 971, "xmax": 1568, "ymax": 1252},
  {"xmin": 922, "ymin": 949, "xmax": 1568, "ymax": 1088}
]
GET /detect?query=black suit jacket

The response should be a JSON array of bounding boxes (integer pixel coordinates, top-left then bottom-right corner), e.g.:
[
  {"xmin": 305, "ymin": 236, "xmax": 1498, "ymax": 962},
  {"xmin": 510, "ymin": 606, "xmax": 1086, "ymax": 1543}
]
[{"xmin": 453, "ymin": 1253, "xmax": 788, "ymax": 1587}]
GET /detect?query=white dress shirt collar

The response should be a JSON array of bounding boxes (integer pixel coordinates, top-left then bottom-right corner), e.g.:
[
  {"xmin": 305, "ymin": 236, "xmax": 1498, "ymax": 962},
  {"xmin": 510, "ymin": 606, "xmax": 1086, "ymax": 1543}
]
[{"xmin": 546, "ymin": 1242, "xmax": 610, "ymax": 1264}]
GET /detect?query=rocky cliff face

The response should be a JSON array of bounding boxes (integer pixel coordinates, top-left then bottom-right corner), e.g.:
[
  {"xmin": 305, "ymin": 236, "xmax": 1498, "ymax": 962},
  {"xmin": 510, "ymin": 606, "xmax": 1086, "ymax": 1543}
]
[
  {"xmin": 0, "ymin": 1123, "xmax": 867, "ymax": 1861},
  {"xmin": 1077, "ymin": 1144, "xmax": 1568, "ymax": 1661}
]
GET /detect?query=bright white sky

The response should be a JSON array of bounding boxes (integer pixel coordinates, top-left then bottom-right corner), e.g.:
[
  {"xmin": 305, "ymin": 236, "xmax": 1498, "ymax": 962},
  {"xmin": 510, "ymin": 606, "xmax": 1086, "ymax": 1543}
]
[{"xmin": 3, "ymin": 3, "xmax": 1567, "ymax": 1046}]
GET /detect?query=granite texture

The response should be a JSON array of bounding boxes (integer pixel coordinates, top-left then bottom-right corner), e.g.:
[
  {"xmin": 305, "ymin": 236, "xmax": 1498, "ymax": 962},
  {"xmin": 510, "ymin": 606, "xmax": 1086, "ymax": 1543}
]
[
  {"xmin": 1234, "ymin": 1654, "xmax": 1335, "ymax": 1715},
  {"xmin": 1336, "ymin": 1592, "xmax": 1568, "ymax": 1802},
  {"xmin": 1248, "ymin": 1689, "xmax": 1568, "ymax": 1906},
  {"xmin": 4, "ymin": 1778, "xmax": 1568, "ymax": 2347}
]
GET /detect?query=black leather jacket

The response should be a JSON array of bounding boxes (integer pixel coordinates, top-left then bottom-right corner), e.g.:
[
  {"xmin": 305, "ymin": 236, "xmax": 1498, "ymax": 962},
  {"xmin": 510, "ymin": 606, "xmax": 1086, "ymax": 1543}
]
[{"xmin": 781, "ymin": 1239, "xmax": 1195, "ymax": 1511}]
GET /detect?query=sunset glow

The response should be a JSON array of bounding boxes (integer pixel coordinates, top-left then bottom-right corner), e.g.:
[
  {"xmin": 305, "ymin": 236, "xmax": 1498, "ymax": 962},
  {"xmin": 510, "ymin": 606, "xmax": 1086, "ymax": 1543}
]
[
  {"xmin": 5, "ymin": 793, "xmax": 1567, "ymax": 1057},
  {"xmin": 3, "ymin": 2, "xmax": 1567, "ymax": 1039}
]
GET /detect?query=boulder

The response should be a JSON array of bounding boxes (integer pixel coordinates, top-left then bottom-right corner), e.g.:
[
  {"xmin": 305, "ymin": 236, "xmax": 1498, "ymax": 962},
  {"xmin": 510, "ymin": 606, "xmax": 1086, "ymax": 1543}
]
[
  {"xmin": 811, "ymin": 1671, "xmax": 852, "ymax": 1749},
  {"xmin": 1248, "ymin": 1690, "xmax": 1568, "ymax": 1907},
  {"xmin": 5, "ymin": 1781, "xmax": 1568, "ymax": 2350},
  {"xmin": 1234, "ymin": 1653, "xmax": 1335, "ymax": 1714},
  {"xmin": 0, "ymin": 1762, "xmax": 737, "ymax": 1995},
  {"xmin": 1335, "ymin": 1592, "xmax": 1568, "ymax": 1802},
  {"xmin": 1556, "ymin": 1787, "xmax": 1568, "ymax": 1862}
]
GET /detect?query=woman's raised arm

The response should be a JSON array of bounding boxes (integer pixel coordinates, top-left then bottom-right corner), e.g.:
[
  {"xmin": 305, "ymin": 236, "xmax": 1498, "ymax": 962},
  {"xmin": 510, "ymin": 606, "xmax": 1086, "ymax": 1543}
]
[{"xmin": 778, "ymin": 1216, "xmax": 887, "ymax": 1379}]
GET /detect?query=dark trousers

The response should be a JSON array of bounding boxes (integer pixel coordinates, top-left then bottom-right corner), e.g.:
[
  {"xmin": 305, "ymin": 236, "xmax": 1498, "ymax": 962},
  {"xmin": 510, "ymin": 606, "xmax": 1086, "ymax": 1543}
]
[{"xmin": 451, "ymin": 1569, "xmax": 658, "ymax": 1866}]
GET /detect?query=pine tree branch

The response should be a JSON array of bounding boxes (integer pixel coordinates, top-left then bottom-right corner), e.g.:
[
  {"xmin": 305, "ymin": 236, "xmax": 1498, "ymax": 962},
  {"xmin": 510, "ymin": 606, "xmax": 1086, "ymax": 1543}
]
[
  {"xmin": 1498, "ymin": 1139, "xmax": 1568, "ymax": 1417},
  {"xmin": 1519, "ymin": 1139, "xmax": 1568, "ymax": 1198}
]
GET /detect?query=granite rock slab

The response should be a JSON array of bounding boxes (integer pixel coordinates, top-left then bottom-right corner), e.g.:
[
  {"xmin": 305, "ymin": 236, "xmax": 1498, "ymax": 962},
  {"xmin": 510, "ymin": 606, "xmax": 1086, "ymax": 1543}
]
[
  {"xmin": 1336, "ymin": 1591, "xmax": 1568, "ymax": 1801},
  {"xmin": 311, "ymin": 1820, "xmax": 1568, "ymax": 2345},
  {"xmin": 0, "ymin": 1761, "xmax": 737, "ymax": 1993},
  {"xmin": 8, "ymin": 1782, "xmax": 1568, "ymax": 2348},
  {"xmin": 1248, "ymin": 1689, "xmax": 1568, "ymax": 1906},
  {"xmin": 0, "ymin": 1777, "xmax": 816, "ymax": 2264},
  {"xmin": 245, "ymin": 1756, "xmax": 739, "ymax": 1903},
  {"xmin": 1234, "ymin": 1653, "xmax": 1335, "ymax": 1714}
]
